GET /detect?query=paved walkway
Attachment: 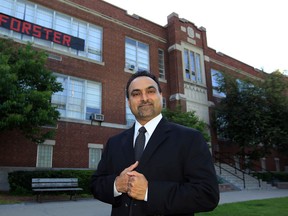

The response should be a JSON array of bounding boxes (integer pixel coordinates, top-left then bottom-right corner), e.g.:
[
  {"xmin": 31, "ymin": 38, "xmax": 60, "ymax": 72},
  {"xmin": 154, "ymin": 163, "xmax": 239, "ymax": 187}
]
[{"xmin": 0, "ymin": 189, "xmax": 287, "ymax": 216}]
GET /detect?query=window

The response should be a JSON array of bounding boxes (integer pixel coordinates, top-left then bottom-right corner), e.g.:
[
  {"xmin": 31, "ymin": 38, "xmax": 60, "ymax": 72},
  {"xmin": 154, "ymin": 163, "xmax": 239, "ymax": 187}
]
[
  {"xmin": 158, "ymin": 49, "xmax": 165, "ymax": 79},
  {"xmin": 36, "ymin": 140, "xmax": 55, "ymax": 168},
  {"xmin": 162, "ymin": 97, "xmax": 167, "ymax": 109},
  {"xmin": 126, "ymin": 98, "xmax": 135, "ymax": 126},
  {"xmin": 88, "ymin": 143, "xmax": 103, "ymax": 169},
  {"xmin": 236, "ymin": 79, "xmax": 254, "ymax": 92},
  {"xmin": 125, "ymin": 37, "xmax": 149, "ymax": 71},
  {"xmin": 0, "ymin": 0, "xmax": 103, "ymax": 62},
  {"xmin": 211, "ymin": 69, "xmax": 226, "ymax": 97},
  {"xmin": 51, "ymin": 75, "xmax": 102, "ymax": 120},
  {"xmin": 183, "ymin": 49, "xmax": 202, "ymax": 83},
  {"xmin": 215, "ymin": 114, "xmax": 229, "ymax": 140}
]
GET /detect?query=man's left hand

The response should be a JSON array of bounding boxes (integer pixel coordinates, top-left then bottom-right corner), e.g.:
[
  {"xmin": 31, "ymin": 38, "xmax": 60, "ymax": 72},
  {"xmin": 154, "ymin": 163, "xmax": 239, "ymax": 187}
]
[{"xmin": 127, "ymin": 171, "xmax": 148, "ymax": 200}]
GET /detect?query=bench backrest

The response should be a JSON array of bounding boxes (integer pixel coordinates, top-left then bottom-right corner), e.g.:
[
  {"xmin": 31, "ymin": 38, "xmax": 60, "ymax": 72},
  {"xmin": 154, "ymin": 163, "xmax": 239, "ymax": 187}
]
[{"xmin": 32, "ymin": 178, "xmax": 79, "ymax": 189}]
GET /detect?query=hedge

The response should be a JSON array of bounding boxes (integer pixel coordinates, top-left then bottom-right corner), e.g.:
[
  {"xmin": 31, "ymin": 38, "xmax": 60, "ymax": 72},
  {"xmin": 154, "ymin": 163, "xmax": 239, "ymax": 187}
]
[
  {"xmin": 252, "ymin": 172, "xmax": 288, "ymax": 184},
  {"xmin": 8, "ymin": 169, "xmax": 95, "ymax": 195}
]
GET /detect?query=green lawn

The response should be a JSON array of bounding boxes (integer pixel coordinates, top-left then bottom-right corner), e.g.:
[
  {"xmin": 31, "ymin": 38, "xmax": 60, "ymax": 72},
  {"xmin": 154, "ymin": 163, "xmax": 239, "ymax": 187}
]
[{"xmin": 196, "ymin": 197, "xmax": 288, "ymax": 216}]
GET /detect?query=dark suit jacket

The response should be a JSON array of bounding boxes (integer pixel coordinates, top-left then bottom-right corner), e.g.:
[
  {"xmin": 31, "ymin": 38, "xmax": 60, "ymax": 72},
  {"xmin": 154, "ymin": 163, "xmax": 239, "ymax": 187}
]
[{"xmin": 91, "ymin": 118, "xmax": 219, "ymax": 216}]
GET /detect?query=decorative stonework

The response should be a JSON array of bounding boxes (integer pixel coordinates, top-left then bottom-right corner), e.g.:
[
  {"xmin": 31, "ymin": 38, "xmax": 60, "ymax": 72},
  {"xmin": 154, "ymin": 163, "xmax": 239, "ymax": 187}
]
[
  {"xmin": 187, "ymin": 37, "xmax": 196, "ymax": 45},
  {"xmin": 187, "ymin": 27, "xmax": 194, "ymax": 38},
  {"xmin": 184, "ymin": 83, "xmax": 209, "ymax": 124},
  {"xmin": 181, "ymin": 26, "xmax": 186, "ymax": 32}
]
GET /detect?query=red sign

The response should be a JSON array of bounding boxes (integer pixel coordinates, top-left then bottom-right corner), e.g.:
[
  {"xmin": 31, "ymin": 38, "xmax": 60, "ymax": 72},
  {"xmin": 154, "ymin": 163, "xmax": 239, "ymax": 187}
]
[{"xmin": 0, "ymin": 13, "xmax": 85, "ymax": 51}]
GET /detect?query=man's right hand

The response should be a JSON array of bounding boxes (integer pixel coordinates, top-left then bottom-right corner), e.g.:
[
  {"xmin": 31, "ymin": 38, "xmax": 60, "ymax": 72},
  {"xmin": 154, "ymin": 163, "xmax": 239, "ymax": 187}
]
[{"xmin": 115, "ymin": 161, "xmax": 139, "ymax": 193}]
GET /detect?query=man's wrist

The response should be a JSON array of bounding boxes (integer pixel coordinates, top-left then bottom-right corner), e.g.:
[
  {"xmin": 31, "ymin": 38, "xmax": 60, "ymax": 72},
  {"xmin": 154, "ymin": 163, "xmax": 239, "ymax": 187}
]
[{"xmin": 114, "ymin": 177, "xmax": 122, "ymax": 197}]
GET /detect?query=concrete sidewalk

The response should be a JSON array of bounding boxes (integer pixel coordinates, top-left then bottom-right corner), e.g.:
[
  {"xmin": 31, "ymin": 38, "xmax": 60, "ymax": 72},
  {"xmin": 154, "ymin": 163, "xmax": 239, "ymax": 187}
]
[
  {"xmin": 0, "ymin": 189, "xmax": 287, "ymax": 216},
  {"xmin": 219, "ymin": 189, "xmax": 288, "ymax": 204}
]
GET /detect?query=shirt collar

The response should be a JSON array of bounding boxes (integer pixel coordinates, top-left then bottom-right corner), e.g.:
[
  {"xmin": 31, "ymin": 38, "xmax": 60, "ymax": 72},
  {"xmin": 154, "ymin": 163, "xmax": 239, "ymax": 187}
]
[{"xmin": 135, "ymin": 113, "xmax": 162, "ymax": 137}]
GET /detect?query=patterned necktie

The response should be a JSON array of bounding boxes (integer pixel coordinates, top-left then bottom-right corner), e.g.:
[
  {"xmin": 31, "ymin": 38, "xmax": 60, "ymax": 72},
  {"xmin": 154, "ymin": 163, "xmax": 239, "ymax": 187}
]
[{"xmin": 134, "ymin": 126, "xmax": 146, "ymax": 161}]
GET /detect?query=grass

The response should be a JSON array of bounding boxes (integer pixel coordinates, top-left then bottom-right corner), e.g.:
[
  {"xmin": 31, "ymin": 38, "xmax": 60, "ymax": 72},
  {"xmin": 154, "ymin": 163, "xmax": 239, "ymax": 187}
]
[{"xmin": 196, "ymin": 197, "xmax": 288, "ymax": 216}]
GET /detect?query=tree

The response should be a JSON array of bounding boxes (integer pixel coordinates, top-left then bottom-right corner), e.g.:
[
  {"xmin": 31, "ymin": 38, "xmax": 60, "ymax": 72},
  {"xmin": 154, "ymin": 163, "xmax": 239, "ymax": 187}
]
[
  {"xmin": 162, "ymin": 106, "xmax": 210, "ymax": 142},
  {"xmin": 0, "ymin": 38, "xmax": 63, "ymax": 143},
  {"xmin": 213, "ymin": 70, "xmax": 288, "ymax": 161}
]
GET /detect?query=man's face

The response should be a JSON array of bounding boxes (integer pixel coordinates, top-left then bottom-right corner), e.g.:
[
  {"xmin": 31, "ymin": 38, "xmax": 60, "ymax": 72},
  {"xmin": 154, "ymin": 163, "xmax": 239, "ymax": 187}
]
[{"xmin": 128, "ymin": 76, "xmax": 163, "ymax": 125}]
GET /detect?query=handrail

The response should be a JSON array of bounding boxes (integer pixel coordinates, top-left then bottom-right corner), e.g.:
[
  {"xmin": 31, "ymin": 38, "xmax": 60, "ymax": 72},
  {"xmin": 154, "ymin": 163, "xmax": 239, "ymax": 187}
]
[
  {"xmin": 214, "ymin": 152, "xmax": 247, "ymax": 189},
  {"xmin": 214, "ymin": 151, "xmax": 278, "ymax": 189}
]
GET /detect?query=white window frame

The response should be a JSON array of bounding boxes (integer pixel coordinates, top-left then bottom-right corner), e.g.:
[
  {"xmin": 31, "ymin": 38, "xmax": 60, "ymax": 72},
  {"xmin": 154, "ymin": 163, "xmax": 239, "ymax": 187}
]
[
  {"xmin": 162, "ymin": 97, "xmax": 167, "ymax": 109},
  {"xmin": 125, "ymin": 98, "xmax": 135, "ymax": 126},
  {"xmin": 0, "ymin": 0, "xmax": 103, "ymax": 62},
  {"xmin": 36, "ymin": 139, "xmax": 55, "ymax": 168},
  {"xmin": 88, "ymin": 143, "xmax": 103, "ymax": 169},
  {"xmin": 182, "ymin": 44, "xmax": 205, "ymax": 85},
  {"xmin": 125, "ymin": 37, "xmax": 149, "ymax": 72},
  {"xmin": 158, "ymin": 49, "xmax": 165, "ymax": 79},
  {"xmin": 51, "ymin": 74, "xmax": 102, "ymax": 121},
  {"xmin": 211, "ymin": 69, "xmax": 226, "ymax": 98}
]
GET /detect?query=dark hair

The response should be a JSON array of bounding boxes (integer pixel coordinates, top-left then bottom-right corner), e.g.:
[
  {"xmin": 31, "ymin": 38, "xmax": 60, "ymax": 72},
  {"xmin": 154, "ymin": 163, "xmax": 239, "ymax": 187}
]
[{"xmin": 126, "ymin": 71, "xmax": 162, "ymax": 98}]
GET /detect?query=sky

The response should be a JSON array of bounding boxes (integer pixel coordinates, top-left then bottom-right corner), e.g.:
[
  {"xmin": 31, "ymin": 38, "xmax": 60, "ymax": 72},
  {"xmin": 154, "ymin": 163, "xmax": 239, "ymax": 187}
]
[{"xmin": 104, "ymin": 0, "xmax": 288, "ymax": 74}]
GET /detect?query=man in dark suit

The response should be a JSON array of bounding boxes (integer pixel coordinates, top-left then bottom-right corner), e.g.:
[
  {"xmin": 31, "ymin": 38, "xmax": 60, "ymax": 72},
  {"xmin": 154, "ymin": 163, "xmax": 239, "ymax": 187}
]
[{"xmin": 91, "ymin": 71, "xmax": 219, "ymax": 216}]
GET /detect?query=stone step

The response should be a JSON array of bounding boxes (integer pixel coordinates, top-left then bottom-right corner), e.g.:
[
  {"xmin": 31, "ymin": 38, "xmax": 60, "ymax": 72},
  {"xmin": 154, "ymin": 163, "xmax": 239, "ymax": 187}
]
[{"xmin": 215, "ymin": 163, "xmax": 274, "ymax": 190}]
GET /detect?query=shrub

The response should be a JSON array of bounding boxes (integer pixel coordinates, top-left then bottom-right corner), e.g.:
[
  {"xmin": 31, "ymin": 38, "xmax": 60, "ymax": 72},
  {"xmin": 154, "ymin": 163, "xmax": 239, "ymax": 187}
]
[
  {"xmin": 8, "ymin": 170, "xmax": 95, "ymax": 195},
  {"xmin": 253, "ymin": 172, "xmax": 288, "ymax": 184}
]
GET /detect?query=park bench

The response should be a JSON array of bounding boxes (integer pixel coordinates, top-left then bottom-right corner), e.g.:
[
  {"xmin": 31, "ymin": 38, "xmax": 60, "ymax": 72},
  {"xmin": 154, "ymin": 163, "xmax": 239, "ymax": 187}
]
[{"xmin": 32, "ymin": 178, "xmax": 83, "ymax": 202}]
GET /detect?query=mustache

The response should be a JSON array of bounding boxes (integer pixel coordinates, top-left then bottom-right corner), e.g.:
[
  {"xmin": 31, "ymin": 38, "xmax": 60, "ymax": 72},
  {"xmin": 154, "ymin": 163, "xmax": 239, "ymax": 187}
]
[{"xmin": 139, "ymin": 101, "xmax": 153, "ymax": 106}]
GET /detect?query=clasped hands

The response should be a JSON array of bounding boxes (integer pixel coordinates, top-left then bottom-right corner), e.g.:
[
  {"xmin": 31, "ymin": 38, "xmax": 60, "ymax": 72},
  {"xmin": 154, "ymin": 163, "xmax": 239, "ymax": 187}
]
[{"xmin": 115, "ymin": 161, "xmax": 148, "ymax": 200}]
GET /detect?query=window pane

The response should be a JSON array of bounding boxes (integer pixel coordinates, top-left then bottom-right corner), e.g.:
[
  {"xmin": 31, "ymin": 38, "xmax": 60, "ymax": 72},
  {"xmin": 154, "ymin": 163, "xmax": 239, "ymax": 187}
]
[
  {"xmin": 211, "ymin": 69, "xmax": 225, "ymax": 97},
  {"xmin": 55, "ymin": 13, "xmax": 71, "ymax": 34},
  {"xmin": 158, "ymin": 49, "xmax": 165, "ymax": 79},
  {"xmin": 0, "ymin": 0, "xmax": 13, "ymax": 14},
  {"xmin": 126, "ymin": 98, "xmax": 135, "ymax": 126},
  {"xmin": 189, "ymin": 51, "xmax": 196, "ymax": 81},
  {"xmin": 24, "ymin": 4, "xmax": 35, "ymax": 22},
  {"xmin": 35, "ymin": 6, "xmax": 53, "ymax": 28},
  {"xmin": 14, "ymin": 1, "xmax": 25, "ymax": 19},
  {"xmin": 125, "ymin": 37, "xmax": 149, "ymax": 71},
  {"xmin": 184, "ymin": 49, "xmax": 190, "ymax": 79},
  {"xmin": 52, "ymin": 75, "xmax": 102, "ymax": 121},
  {"xmin": 86, "ymin": 81, "xmax": 101, "ymax": 120},
  {"xmin": 89, "ymin": 148, "xmax": 102, "ymax": 168},
  {"xmin": 195, "ymin": 53, "xmax": 201, "ymax": 83},
  {"xmin": 37, "ymin": 145, "xmax": 53, "ymax": 168}
]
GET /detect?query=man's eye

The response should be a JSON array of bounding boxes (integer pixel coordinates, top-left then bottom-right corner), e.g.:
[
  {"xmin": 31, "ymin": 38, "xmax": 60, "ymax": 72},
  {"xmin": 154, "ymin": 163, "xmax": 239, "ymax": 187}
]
[
  {"xmin": 132, "ymin": 92, "xmax": 141, "ymax": 97},
  {"xmin": 148, "ymin": 89, "xmax": 156, "ymax": 94}
]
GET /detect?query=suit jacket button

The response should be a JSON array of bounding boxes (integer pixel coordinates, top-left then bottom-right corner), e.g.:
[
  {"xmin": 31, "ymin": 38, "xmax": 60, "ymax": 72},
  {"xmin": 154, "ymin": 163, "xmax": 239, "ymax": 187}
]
[{"xmin": 125, "ymin": 203, "xmax": 128, "ymax": 207}]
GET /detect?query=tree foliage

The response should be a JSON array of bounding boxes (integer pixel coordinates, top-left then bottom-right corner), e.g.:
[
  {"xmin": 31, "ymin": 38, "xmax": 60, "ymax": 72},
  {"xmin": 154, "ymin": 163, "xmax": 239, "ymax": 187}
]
[
  {"xmin": 0, "ymin": 38, "xmax": 63, "ymax": 143},
  {"xmin": 162, "ymin": 106, "xmax": 210, "ymax": 142},
  {"xmin": 213, "ymin": 70, "xmax": 288, "ymax": 159}
]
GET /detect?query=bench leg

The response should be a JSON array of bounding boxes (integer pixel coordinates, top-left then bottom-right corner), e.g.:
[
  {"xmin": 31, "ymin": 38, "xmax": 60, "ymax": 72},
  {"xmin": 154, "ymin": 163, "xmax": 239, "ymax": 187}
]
[
  {"xmin": 36, "ymin": 193, "xmax": 42, "ymax": 203},
  {"xmin": 70, "ymin": 192, "xmax": 78, "ymax": 201}
]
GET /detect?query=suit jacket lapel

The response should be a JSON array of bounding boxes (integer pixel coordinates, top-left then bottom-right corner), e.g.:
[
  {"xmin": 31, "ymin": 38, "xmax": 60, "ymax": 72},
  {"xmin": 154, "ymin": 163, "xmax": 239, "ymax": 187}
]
[
  {"xmin": 138, "ymin": 118, "xmax": 171, "ymax": 169},
  {"xmin": 120, "ymin": 126, "xmax": 135, "ymax": 166}
]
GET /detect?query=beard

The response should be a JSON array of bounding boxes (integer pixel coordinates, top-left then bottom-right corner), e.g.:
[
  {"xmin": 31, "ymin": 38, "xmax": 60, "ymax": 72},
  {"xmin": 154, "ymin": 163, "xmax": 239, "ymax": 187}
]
[{"xmin": 137, "ymin": 103, "xmax": 155, "ymax": 118}]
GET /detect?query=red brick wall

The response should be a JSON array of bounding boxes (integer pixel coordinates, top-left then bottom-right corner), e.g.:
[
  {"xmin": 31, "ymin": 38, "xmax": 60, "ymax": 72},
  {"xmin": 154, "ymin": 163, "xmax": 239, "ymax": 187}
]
[
  {"xmin": 0, "ymin": 131, "xmax": 37, "ymax": 167},
  {"xmin": 0, "ymin": 0, "xmax": 169, "ymax": 168}
]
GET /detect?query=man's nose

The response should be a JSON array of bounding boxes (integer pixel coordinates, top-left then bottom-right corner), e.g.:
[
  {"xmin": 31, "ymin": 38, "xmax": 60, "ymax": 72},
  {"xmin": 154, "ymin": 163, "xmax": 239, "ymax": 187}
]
[{"xmin": 140, "ymin": 92, "xmax": 148, "ymax": 101}]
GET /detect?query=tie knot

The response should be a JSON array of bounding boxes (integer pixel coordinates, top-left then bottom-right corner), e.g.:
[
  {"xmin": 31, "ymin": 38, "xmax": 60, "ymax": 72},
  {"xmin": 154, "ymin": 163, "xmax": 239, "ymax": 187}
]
[{"xmin": 138, "ymin": 126, "xmax": 146, "ymax": 134}]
